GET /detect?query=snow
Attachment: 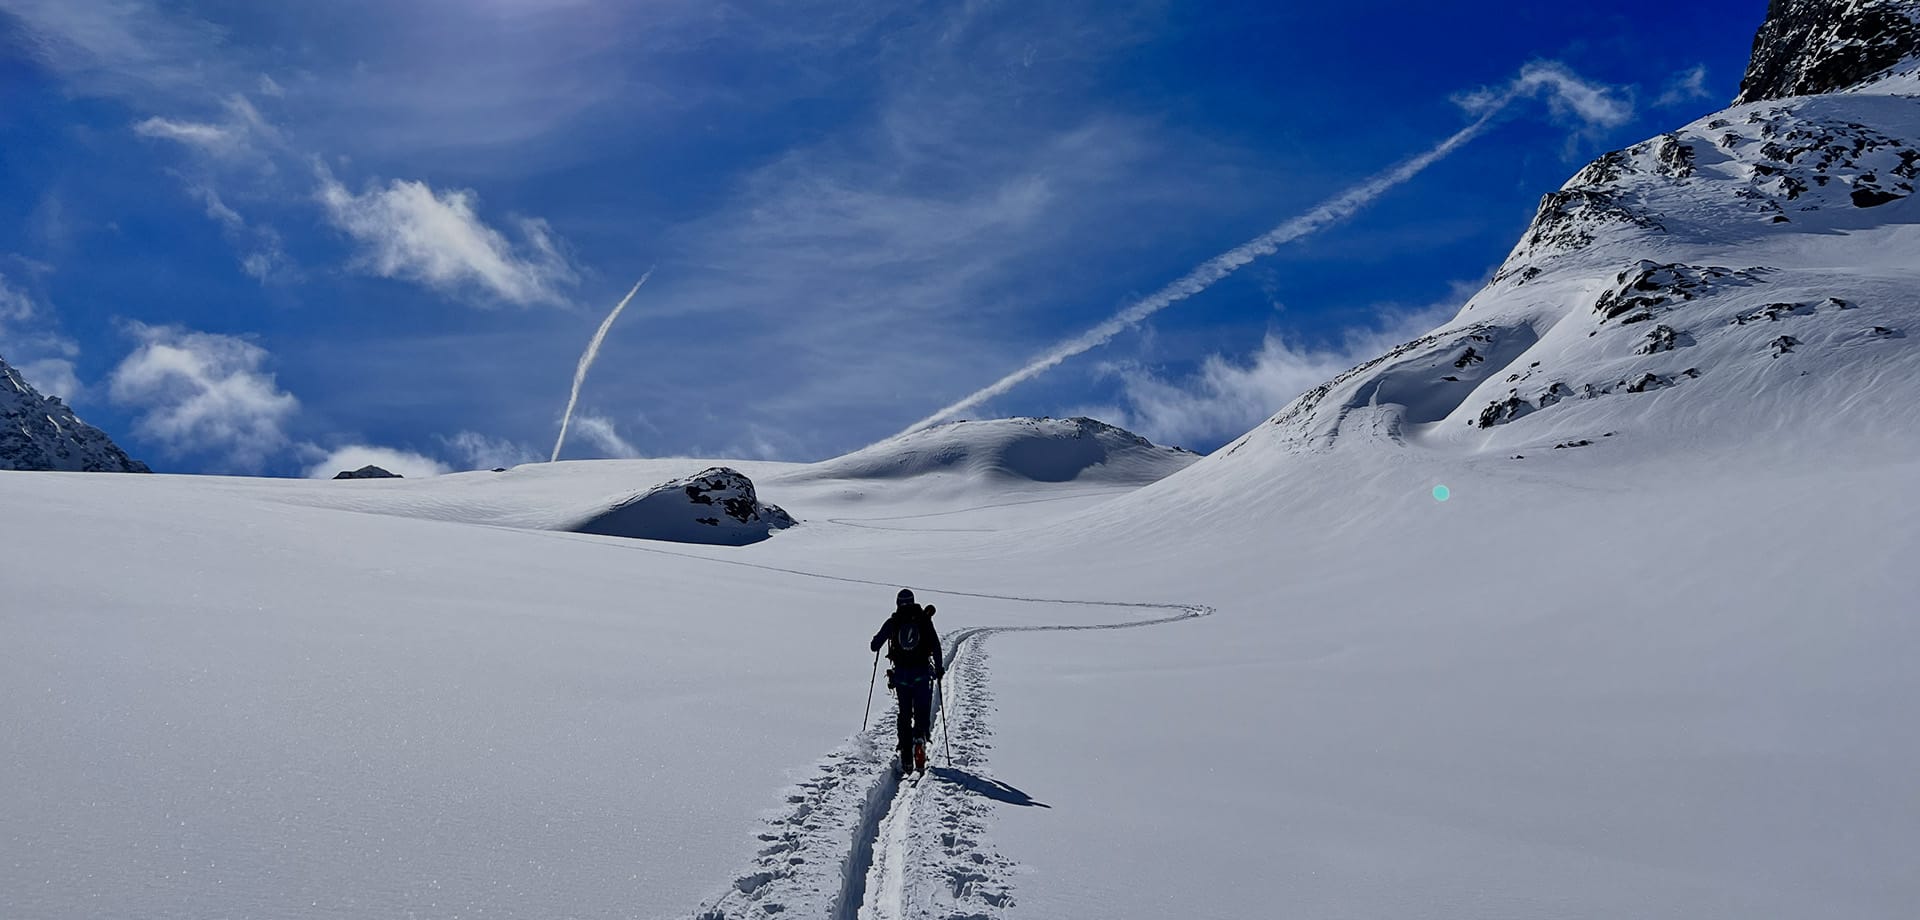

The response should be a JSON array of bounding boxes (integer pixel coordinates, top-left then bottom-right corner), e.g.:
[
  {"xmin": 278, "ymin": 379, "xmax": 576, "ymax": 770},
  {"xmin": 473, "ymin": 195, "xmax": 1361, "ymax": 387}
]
[{"xmin": 7, "ymin": 33, "xmax": 1920, "ymax": 920}]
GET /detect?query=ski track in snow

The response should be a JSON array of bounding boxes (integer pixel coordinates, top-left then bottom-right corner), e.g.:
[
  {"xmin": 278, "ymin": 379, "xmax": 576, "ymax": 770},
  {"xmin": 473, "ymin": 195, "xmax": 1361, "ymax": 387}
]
[{"xmin": 631, "ymin": 531, "xmax": 1211, "ymax": 920}]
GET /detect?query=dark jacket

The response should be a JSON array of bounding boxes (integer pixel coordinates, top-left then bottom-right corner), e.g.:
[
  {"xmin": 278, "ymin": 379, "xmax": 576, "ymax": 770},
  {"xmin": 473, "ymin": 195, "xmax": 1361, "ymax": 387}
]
[{"xmin": 871, "ymin": 603, "xmax": 943, "ymax": 677}]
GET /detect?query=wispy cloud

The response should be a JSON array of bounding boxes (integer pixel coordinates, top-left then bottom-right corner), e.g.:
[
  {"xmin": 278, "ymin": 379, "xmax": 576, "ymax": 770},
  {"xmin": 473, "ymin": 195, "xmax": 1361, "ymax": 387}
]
[
  {"xmin": 133, "ymin": 116, "xmax": 245, "ymax": 155},
  {"xmin": 1090, "ymin": 292, "xmax": 1466, "ymax": 448},
  {"xmin": 108, "ymin": 322, "xmax": 299, "ymax": 471},
  {"xmin": 568, "ymin": 414, "xmax": 643, "ymax": 459},
  {"xmin": 1655, "ymin": 64, "xmax": 1714, "ymax": 108},
  {"xmin": 442, "ymin": 430, "xmax": 542, "ymax": 470},
  {"xmin": 0, "ymin": 0, "xmax": 231, "ymax": 100},
  {"xmin": 0, "ymin": 269, "xmax": 83, "ymax": 399},
  {"xmin": 302, "ymin": 444, "xmax": 449, "ymax": 479},
  {"xmin": 316, "ymin": 166, "xmax": 578, "ymax": 307},
  {"xmin": 891, "ymin": 59, "xmax": 1632, "ymax": 439},
  {"xmin": 1455, "ymin": 60, "xmax": 1636, "ymax": 132}
]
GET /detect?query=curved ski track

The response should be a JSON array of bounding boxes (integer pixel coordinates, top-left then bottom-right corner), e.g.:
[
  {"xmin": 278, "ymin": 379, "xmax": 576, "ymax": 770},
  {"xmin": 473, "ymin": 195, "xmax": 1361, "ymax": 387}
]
[{"xmin": 587, "ymin": 538, "xmax": 1212, "ymax": 920}]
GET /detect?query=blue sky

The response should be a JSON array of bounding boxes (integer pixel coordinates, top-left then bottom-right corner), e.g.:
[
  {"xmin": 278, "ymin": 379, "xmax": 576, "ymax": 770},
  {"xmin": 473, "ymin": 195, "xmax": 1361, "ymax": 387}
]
[{"xmin": 0, "ymin": 0, "xmax": 1764, "ymax": 475}]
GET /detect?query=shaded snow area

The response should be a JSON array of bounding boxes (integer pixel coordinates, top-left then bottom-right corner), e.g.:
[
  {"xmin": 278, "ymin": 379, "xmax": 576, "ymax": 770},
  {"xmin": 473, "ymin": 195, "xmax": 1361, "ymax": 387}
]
[{"xmin": 567, "ymin": 467, "xmax": 795, "ymax": 546}]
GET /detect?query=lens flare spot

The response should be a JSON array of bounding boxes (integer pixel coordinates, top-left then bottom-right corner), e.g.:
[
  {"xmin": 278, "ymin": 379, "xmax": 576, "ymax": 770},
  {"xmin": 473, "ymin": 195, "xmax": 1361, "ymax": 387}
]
[{"xmin": 1433, "ymin": 485, "xmax": 1451, "ymax": 502}]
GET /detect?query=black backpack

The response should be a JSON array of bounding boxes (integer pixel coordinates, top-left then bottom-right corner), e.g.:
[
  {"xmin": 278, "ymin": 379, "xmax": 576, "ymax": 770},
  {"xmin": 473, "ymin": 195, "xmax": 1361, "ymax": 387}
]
[{"xmin": 889, "ymin": 604, "xmax": 935, "ymax": 662}]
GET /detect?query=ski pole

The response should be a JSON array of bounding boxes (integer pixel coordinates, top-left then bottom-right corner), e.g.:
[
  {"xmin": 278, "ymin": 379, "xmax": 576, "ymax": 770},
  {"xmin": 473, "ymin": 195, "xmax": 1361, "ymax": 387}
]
[
  {"xmin": 861, "ymin": 648, "xmax": 880, "ymax": 732},
  {"xmin": 939, "ymin": 675, "xmax": 953, "ymax": 766}
]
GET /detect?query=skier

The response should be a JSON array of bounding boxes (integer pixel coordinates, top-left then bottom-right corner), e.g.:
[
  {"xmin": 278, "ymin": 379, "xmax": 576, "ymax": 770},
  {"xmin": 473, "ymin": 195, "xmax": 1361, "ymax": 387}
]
[{"xmin": 870, "ymin": 588, "xmax": 944, "ymax": 774}]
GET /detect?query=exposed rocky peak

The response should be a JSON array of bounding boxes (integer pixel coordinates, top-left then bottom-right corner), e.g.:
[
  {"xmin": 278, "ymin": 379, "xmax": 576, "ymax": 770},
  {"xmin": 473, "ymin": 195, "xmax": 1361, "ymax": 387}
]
[
  {"xmin": 568, "ymin": 467, "xmax": 795, "ymax": 546},
  {"xmin": 1736, "ymin": 0, "xmax": 1920, "ymax": 104},
  {"xmin": 0, "ymin": 355, "xmax": 150, "ymax": 473}
]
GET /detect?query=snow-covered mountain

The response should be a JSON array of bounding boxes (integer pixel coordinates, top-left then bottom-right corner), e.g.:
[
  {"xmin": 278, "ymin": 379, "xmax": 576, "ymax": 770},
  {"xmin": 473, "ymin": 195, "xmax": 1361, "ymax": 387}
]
[
  {"xmin": 800, "ymin": 416, "xmax": 1196, "ymax": 486},
  {"xmin": 0, "ymin": 354, "xmax": 149, "ymax": 473},
  {"xmin": 1181, "ymin": 0, "xmax": 1919, "ymax": 490}
]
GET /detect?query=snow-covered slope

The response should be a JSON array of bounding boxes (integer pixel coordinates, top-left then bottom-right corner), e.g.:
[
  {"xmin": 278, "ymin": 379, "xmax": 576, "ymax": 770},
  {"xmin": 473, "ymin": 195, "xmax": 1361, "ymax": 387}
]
[
  {"xmin": 0, "ymin": 355, "xmax": 149, "ymax": 473},
  {"xmin": 797, "ymin": 416, "xmax": 1195, "ymax": 491},
  {"xmin": 1174, "ymin": 20, "xmax": 1920, "ymax": 495}
]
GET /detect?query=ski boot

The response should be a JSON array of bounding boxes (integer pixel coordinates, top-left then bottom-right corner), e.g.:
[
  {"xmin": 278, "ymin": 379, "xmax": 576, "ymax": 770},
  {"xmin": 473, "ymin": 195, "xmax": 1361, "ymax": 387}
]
[{"xmin": 914, "ymin": 741, "xmax": 927, "ymax": 774}]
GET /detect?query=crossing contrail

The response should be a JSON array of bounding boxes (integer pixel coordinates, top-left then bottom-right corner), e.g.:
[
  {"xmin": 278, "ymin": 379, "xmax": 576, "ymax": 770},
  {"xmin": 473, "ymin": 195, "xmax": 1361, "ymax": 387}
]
[
  {"xmin": 889, "ymin": 62, "xmax": 1625, "ymax": 440},
  {"xmin": 552, "ymin": 270, "xmax": 652, "ymax": 462}
]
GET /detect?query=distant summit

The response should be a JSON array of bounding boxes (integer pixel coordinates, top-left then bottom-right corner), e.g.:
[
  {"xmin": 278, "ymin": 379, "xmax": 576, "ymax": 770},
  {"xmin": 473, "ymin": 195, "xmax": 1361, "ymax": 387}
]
[
  {"xmin": 1736, "ymin": 0, "xmax": 1920, "ymax": 103},
  {"xmin": 0, "ymin": 355, "xmax": 150, "ymax": 473},
  {"xmin": 802, "ymin": 417, "xmax": 1197, "ymax": 486}
]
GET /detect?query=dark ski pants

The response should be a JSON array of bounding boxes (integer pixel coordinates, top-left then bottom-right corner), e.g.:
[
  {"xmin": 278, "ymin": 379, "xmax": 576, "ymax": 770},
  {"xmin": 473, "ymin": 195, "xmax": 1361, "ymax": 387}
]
[{"xmin": 893, "ymin": 673, "xmax": 935, "ymax": 753}]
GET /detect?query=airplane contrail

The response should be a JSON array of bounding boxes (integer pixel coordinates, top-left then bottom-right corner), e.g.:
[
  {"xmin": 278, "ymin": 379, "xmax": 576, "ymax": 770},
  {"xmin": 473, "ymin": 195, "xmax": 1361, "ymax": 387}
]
[
  {"xmin": 890, "ymin": 99, "xmax": 1519, "ymax": 440},
  {"xmin": 552, "ymin": 270, "xmax": 652, "ymax": 462}
]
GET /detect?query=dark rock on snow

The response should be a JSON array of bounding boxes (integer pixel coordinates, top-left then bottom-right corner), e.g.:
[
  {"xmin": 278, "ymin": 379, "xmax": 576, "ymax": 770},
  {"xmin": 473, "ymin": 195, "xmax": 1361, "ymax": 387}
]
[
  {"xmin": 334, "ymin": 465, "xmax": 402, "ymax": 480},
  {"xmin": 1736, "ymin": 0, "xmax": 1920, "ymax": 104}
]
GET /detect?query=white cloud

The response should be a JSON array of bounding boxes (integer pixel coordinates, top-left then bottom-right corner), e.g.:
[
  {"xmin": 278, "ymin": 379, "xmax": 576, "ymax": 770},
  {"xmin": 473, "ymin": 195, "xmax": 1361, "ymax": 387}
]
[
  {"xmin": 133, "ymin": 116, "xmax": 245, "ymax": 156},
  {"xmin": 1656, "ymin": 65, "xmax": 1714, "ymax": 108},
  {"xmin": 16, "ymin": 358, "xmax": 82, "ymax": 401},
  {"xmin": 0, "ymin": 0, "xmax": 231, "ymax": 100},
  {"xmin": 256, "ymin": 73, "xmax": 284, "ymax": 98},
  {"xmin": 108, "ymin": 323, "xmax": 299, "ymax": 471},
  {"xmin": 569, "ymin": 414, "xmax": 643, "ymax": 459},
  {"xmin": 1456, "ymin": 60, "xmax": 1635, "ymax": 132},
  {"xmin": 442, "ymin": 430, "xmax": 542, "ymax": 470},
  {"xmin": 315, "ymin": 167, "xmax": 577, "ymax": 307},
  {"xmin": 1098, "ymin": 297, "xmax": 1462, "ymax": 449},
  {"xmin": 0, "ymin": 271, "xmax": 35, "ymax": 324},
  {"xmin": 303, "ymin": 445, "xmax": 449, "ymax": 480},
  {"xmin": 0, "ymin": 270, "xmax": 84, "ymax": 398}
]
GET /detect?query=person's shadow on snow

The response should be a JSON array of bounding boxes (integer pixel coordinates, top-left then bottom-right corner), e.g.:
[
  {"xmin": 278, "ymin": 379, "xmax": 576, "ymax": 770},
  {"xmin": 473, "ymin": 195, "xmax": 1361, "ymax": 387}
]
[{"xmin": 929, "ymin": 767, "xmax": 1051, "ymax": 808}]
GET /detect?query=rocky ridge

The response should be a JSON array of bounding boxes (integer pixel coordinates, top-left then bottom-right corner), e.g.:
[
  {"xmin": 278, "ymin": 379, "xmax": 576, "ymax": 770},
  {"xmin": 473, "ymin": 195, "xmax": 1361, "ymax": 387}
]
[
  {"xmin": 1736, "ymin": 0, "xmax": 1920, "ymax": 103},
  {"xmin": 0, "ymin": 355, "xmax": 150, "ymax": 473}
]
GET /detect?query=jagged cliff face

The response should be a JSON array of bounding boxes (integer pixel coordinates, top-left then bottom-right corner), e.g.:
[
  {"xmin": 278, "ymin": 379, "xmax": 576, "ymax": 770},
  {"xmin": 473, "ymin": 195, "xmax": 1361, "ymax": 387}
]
[
  {"xmin": 1736, "ymin": 0, "xmax": 1920, "ymax": 103},
  {"xmin": 1, "ymin": 356, "xmax": 151, "ymax": 473}
]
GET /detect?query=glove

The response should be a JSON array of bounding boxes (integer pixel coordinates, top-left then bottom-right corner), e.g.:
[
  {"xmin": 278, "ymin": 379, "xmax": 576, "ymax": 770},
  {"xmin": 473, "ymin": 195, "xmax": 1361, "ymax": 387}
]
[{"xmin": 870, "ymin": 635, "xmax": 884, "ymax": 653}]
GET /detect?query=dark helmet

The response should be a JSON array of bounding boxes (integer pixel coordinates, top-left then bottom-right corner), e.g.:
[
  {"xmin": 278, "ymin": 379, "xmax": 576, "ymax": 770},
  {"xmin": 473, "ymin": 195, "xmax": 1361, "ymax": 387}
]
[{"xmin": 896, "ymin": 588, "xmax": 914, "ymax": 606}]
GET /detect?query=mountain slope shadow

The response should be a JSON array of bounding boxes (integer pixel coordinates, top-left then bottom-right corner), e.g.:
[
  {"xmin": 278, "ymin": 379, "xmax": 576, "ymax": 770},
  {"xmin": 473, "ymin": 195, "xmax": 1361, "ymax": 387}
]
[{"xmin": 930, "ymin": 767, "xmax": 1052, "ymax": 808}]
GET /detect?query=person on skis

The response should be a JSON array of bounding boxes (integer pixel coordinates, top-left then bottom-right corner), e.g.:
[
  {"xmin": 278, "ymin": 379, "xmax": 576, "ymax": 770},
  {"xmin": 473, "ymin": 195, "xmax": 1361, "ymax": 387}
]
[{"xmin": 871, "ymin": 588, "xmax": 944, "ymax": 773}]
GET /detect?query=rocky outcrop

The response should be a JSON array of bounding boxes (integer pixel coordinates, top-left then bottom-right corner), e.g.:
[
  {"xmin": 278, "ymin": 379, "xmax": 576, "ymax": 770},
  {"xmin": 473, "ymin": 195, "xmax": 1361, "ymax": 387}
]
[
  {"xmin": 334, "ymin": 465, "xmax": 401, "ymax": 480},
  {"xmin": 1735, "ymin": 0, "xmax": 1920, "ymax": 104},
  {"xmin": 569, "ymin": 467, "xmax": 795, "ymax": 546},
  {"xmin": 0, "ymin": 355, "xmax": 150, "ymax": 473}
]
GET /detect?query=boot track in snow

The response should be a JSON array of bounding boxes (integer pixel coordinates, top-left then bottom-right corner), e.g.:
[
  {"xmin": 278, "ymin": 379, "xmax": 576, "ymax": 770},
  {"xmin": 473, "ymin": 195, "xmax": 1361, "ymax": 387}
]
[{"xmin": 678, "ymin": 572, "xmax": 1210, "ymax": 920}]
